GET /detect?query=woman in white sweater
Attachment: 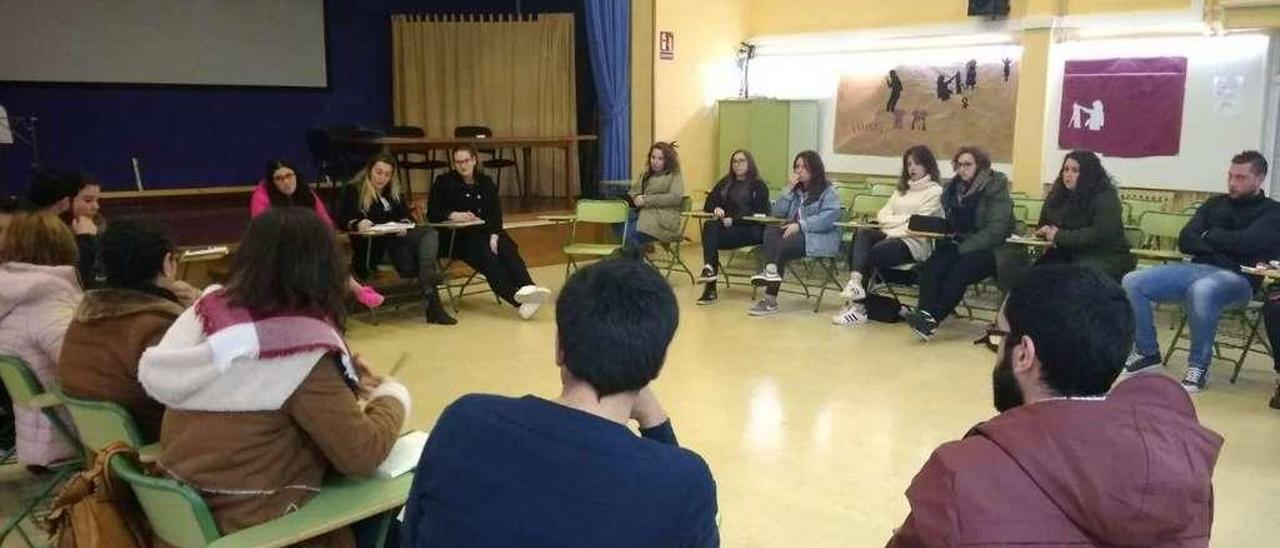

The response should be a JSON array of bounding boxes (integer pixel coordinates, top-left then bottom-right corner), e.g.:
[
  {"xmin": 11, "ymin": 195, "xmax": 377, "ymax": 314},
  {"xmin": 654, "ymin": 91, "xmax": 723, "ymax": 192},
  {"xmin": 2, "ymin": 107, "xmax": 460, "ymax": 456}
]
[{"xmin": 833, "ymin": 145, "xmax": 944, "ymax": 325}]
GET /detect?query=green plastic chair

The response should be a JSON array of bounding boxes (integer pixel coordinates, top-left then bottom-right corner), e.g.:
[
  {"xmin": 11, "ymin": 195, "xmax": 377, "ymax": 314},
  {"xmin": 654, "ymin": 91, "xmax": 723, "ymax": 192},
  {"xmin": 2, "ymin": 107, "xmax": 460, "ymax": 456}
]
[
  {"xmin": 834, "ymin": 185, "xmax": 861, "ymax": 211},
  {"xmin": 53, "ymin": 386, "xmax": 160, "ymax": 461},
  {"xmin": 561, "ymin": 199, "xmax": 630, "ymax": 279},
  {"xmin": 650, "ymin": 196, "xmax": 696, "ymax": 284},
  {"xmin": 1138, "ymin": 211, "xmax": 1192, "ymax": 250},
  {"xmin": 849, "ymin": 194, "xmax": 889, "ymax": 223},
  {"xmin": 1013, "ymin": 198, "xmax": 1044, "ymax": 226},
  {"xmin": 0, "ymin": 355, "xmax": 82, "ymax": 548},
  {"xmin": 110, "ymin": 453, "xmax": 411, "ymax": 548},
  {"xmin": 1125, "ymin": 199, "xmax": 1165, "ymax": 226},
  {"xmin": 869, "ymin": 183, "xmax": 896, "ymax": 197}
]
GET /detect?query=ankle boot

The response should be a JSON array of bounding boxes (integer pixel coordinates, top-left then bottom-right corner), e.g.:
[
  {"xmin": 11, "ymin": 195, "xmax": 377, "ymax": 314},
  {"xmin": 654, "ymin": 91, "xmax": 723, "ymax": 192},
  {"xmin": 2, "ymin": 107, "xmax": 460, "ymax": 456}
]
[{"xmin": 424, "ymin": 292, "xmax": 458, "ymax": 325}]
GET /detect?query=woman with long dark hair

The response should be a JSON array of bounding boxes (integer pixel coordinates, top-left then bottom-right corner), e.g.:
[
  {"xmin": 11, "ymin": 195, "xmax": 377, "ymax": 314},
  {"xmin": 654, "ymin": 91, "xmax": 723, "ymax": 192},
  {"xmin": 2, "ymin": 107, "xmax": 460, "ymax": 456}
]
[
  {"xmin": 695, "ymin": 149, "xmax": 771, "ymax": 305},
  {"xmin": 619, "ymin": 141, "xmax": 686, "ymax": 248},
  {"xmin": 427, "ymin": 146, "xmax": 552, "ymax": 320},
  {"xmin": 906, "ymin": 146, "xmax": 1016, "ymax": 340},
  {"xmin": 747, "ymin": 150, "xmax": 842, "ymax": 316},
  {"xmin": 1034, "ymin": 150, "xmax": 1134, "ymax": 280},
  {"xmin": 833, "ymin": 145, "xmax": 944, "ymax": 326},
  {"xmin": 337, "ymin": 153, "xmax": 455, "ymax": 324},
  {"xmin": 252, "ymin": 159, "xmax": 386, "ymax": 310},
  {"xmin": 140, "ymin": 208, "xmax": 409, "ymax": 546}
]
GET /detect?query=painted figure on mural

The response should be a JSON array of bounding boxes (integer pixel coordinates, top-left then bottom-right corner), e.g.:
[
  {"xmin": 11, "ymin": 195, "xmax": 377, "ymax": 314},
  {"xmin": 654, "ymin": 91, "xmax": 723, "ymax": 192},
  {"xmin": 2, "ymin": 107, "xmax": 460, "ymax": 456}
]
[
  {"xmin": 886, "ymin": 70, "xmax": 904, "ymax": 113},
  {"xmin": 935, "ymin": 74, "xmax": 951, "ymax": 101},
  {"xmin": 965, "ymin": 60, "xmax": 978, "ymax": 89}
]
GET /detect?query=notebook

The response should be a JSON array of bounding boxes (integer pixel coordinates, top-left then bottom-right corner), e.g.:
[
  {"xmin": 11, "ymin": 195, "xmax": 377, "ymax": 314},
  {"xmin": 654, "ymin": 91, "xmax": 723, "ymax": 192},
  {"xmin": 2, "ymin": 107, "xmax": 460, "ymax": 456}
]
[{"xmin": 376, "ymin": 430, "xmax": 429, "ymax": 479}]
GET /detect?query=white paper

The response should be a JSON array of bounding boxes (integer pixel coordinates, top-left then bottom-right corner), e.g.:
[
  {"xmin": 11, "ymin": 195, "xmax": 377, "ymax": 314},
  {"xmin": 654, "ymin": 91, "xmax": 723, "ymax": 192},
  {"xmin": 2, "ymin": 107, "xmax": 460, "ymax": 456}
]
[
  {"xmin": 375, "ymin": 430, "xmax": 429, "ymax": 479},
  {"xmin": 365, "ymin": 222, "xmax": 416, "ymax": 234},
  {"xmin": 1212, "ymin": 75, "xmax": 1244, "ymax": 117},
  {"xmin": 0, "ymin": 105, "xmax": 12, "ymax": 145}
]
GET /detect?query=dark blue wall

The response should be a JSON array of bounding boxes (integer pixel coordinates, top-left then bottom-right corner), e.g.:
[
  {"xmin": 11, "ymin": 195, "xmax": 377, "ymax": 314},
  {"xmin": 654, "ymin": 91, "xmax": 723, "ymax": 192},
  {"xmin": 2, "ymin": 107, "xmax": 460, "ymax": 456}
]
[{"xmin": 0, "ymin": 0, "xmax": 593, "ymax": 194}]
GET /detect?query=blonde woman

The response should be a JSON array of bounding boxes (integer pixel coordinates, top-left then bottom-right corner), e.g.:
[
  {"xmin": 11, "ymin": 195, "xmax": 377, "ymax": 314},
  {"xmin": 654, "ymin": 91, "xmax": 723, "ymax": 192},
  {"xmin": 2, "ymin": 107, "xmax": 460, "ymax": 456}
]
[{"xmin": 337, "ymin": 152, "xmax": 455, "ymax": 325}]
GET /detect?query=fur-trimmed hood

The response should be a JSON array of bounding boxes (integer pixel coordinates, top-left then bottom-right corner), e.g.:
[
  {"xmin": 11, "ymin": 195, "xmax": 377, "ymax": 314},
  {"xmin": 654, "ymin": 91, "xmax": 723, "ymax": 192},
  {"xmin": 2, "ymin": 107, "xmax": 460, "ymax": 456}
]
[{"xmin": 74, "ymin": 288, "xmax": 185, "ymax": 323}]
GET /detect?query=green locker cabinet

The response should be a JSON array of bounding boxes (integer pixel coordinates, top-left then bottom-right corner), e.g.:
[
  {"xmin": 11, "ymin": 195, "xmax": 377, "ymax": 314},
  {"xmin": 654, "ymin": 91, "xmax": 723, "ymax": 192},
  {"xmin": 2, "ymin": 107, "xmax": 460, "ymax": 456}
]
[{"xmin": 716, "ymin": 99, "xmax": 819, "ymax": 190}]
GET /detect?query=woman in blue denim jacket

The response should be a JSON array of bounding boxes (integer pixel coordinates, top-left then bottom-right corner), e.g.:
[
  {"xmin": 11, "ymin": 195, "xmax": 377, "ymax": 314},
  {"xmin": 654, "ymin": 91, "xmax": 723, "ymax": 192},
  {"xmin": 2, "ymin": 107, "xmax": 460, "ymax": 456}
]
[{"xmin": 748, "ymin": 150, "xmax": 842, "ymax": 316}]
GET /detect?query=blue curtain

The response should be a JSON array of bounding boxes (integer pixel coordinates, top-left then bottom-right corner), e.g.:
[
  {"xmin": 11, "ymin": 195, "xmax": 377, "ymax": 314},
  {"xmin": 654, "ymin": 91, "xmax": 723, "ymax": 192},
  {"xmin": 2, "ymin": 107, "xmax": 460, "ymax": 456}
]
[{"xmin": 583, "ymin": 0, "xmax": 630, "ymax": 184}]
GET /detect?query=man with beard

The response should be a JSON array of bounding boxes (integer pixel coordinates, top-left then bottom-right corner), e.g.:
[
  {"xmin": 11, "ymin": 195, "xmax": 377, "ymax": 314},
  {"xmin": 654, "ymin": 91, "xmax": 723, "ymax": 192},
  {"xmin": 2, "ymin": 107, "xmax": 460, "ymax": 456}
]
[{"xmin": 887, "ymin": 265, "xmax": 1223, "ymax": 547}]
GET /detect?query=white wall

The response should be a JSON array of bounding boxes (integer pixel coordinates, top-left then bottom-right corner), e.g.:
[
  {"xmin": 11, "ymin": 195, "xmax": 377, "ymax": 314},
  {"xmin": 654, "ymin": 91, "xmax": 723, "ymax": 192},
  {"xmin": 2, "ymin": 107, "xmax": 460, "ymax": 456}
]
[
  {"xmin": 748, "ymin": 45, "xmax": 1023, "ymax": 178},
  {"xmin": 1041, "ymin": 34, "xmax": 1273, "ymax": 193},
  {"xmin": 0, "ymin": 0, "xmax": 328, "ymax": 87}
]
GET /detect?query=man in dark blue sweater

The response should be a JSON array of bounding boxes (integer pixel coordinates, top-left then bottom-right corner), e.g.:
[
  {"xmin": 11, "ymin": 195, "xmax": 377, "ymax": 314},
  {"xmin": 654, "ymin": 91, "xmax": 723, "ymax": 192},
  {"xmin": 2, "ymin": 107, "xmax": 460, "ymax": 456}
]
[{"xmin": 403, "ymin": 257, "xmax": 719, "ymax": 547}]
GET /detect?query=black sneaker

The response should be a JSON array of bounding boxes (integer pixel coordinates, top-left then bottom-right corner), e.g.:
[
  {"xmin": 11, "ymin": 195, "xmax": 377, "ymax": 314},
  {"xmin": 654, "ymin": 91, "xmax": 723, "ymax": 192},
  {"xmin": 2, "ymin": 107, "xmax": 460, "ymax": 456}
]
[
  {"xmin": 1181, "ymin": 367, "xmax": 1209, "ymax": 393},
  {"xmin": 1122, "ymin": 352, "xmax": 1162, "ymax": 374},
  {"xmin": 696, "ymin": 286, "xmax": 718, "ymax": 305},
  {"xmin": 907, "ymin": 310, "xmax": 938, "ymax": 341},
  {"xmin": 698, "ymin": 265, "xmax": 719, "ymax": 284}
]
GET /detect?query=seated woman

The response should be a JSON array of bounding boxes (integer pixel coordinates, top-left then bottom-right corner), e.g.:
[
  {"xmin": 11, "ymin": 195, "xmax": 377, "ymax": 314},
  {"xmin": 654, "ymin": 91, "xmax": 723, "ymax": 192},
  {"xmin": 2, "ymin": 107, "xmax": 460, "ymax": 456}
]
[
  {"xmin": 139, "ymin": 208, "xmax": 410, "ymax": 546},
  {"xmin": 0, "ymin": 212, "xmax": 82, "ymax": 467},
  {"xmin": 427, "ymin": 147, "xmax": 552, "ymax": 320},
  {"xmin": 58, "ymin": 219, "xmax": 198, "ymax": 441},
  {"xmin": 618, "ymin": 142, "xmax": 685, "ymax": 249},
  {"xmin": 906, "ymin": 147, "xmax": 1016, "ymax": 340},
  {"xmin": 337, "ymin": 153, "xmax": 455, "ymax": 325},
  {"xmin": 748, "ymin": 151, "xmax": 841, "ymax": 316},
  {"xmin": 696, "ymin": 149, "xmax": 770, "ymax": 305},
  {"xmin": 832, "ymin": 145, "xmax": 944, "ymax": 325},
  {"xmin": 253, "ymin": 159, "xmax": 385, "ymax": 309},
  {"xmin": 26, "ymin": 169, "xmax": 103, "ymax": 287},
  {"xmin": 1033, "ymin": 150, "xmax": 1134, "ymax": 281}
]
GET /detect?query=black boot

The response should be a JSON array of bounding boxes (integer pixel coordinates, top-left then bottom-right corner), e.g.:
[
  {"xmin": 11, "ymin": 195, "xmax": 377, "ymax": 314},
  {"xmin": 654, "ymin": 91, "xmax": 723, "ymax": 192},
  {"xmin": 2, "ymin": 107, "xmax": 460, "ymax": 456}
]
[{"xmin": 424, "ymin": 292, "xmax": 457, "ymax": 325}]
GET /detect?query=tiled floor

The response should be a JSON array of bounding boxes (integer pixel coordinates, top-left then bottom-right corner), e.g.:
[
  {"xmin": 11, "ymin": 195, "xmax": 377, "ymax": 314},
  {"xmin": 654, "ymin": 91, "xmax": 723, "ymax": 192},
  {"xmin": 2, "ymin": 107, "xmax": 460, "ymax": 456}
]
[{"xmin": 5, "ymin": 255, "xmax": 1279, "ymax": 546}]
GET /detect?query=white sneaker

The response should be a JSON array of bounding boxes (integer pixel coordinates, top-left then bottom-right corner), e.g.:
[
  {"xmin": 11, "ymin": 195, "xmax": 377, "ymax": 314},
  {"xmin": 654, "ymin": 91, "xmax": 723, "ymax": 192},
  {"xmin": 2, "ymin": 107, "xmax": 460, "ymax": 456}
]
[
  {"xmin": 840, "ymin": 278, "xmax": 866, "ymax": 301},
  {"xmin": 518, "ymin": 301, "xmax": 544, "ymax": 320},
  {"xmin": 750, "ymin": 264, "xmax": 782, "ymax": 286},
  {"xmin": 514, "ymin": 285, "xmax": 551, "ymax": 305},
  {"xmin": 831, "ymin": 302, "xmax": 867, "ymax": 326}
]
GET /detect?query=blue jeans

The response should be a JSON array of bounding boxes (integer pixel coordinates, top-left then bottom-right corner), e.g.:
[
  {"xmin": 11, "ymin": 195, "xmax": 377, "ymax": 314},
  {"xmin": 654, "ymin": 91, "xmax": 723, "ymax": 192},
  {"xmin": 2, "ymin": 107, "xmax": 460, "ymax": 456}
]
[
  {"xmin": 613, "ymin": 209, "xmax": 656, "ymax": 248},
  {"xmin": 1122, "ymin": 263, "xmax": 1253, "ymax": 370}
]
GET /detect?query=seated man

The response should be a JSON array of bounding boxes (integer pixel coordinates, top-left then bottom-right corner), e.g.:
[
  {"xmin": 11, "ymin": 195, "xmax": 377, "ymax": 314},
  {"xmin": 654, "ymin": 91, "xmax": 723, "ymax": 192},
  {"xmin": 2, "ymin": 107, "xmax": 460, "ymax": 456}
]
[
  {"xmin": 1123, "ymin": 151, "xmax": 1280, "ymax": 392},
  {"xmin": 403, "ymin": 257, "xmax": 719, "ymax": 547},
  {"xmin": 59, "ymin": 218, "xmax": 198, "ymax": 441},
  {"xmin": 889, "ymin": 265, "xmax": 1223, "ymax": 546}
]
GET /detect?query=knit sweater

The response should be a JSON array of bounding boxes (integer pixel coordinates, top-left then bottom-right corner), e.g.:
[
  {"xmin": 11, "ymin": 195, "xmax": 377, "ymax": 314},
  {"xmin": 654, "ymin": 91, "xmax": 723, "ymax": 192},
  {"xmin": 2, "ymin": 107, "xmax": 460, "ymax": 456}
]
[{"xmin": 877, "ymin": 177, "xmax": 944, "ymax": 262}]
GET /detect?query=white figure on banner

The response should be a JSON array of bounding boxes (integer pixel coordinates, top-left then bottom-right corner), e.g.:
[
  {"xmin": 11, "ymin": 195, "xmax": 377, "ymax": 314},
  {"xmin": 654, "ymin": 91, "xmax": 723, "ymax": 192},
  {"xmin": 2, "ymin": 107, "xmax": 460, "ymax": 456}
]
[{"xmin": 1070, "ymin": 100, "xmax": 1105, "ymax": 131}]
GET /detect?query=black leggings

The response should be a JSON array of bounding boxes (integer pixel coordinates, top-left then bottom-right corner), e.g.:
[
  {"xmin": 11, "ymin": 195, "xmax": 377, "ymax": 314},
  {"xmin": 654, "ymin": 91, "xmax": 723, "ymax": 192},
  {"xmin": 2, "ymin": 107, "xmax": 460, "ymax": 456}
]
[
  {"xmin": 847, "ymin": 229, "xmax": 915, "ymax": 282},
  {"xmin": 915, "ymin": 241, "xmax": 996, "ymax": 323},
  {"xmin": 351, "ymin": 227, "xmax": 442, "ymax": 295},
  {"xmin": 700, "ymin": 220, "xmax": 763, "ymax": 268},
  {"xmin": 760, "ymin": 227, "xmax": 807, "ymax": 297},
  {"xmin": 442, "ymin": 231, "xmax": 535, "ymax": 307},
  {"xmin": 1263, "ymin": 288, "xmax": 1280, "ymax": 373}
]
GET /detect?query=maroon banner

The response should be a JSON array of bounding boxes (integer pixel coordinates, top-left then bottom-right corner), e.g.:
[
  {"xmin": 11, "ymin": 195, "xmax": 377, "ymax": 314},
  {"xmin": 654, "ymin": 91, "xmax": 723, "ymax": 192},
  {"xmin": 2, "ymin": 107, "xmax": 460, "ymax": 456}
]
[{"xmin": 1057, "ymin": 57, "xmax": 1187, "ymax": 158}]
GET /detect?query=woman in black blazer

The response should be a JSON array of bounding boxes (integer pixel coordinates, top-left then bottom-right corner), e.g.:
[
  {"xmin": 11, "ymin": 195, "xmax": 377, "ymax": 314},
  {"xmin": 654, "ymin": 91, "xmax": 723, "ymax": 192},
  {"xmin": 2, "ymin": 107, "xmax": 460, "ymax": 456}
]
[
  {"xmin": 427, "ymin": 146, "xmax": 551, "ymax": 320},
  {"xmin": 696, "ymin": 149, "xmax": 770, "ymax": 305}
]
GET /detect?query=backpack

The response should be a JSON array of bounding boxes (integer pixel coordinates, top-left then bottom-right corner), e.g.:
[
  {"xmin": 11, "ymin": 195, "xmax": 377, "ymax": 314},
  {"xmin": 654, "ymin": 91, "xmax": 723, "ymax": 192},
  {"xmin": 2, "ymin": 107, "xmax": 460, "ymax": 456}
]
[{"xmin": 44, "ymin": 442, "xmax": 151, "ymax": 548}]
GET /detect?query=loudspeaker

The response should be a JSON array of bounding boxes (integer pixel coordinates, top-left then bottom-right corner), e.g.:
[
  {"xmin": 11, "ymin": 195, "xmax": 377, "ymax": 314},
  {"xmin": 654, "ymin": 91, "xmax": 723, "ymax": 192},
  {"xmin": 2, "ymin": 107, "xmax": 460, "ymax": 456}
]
[{"xmin": 968, "ymin": 0, "xmax": 1010, "ymax": 16}]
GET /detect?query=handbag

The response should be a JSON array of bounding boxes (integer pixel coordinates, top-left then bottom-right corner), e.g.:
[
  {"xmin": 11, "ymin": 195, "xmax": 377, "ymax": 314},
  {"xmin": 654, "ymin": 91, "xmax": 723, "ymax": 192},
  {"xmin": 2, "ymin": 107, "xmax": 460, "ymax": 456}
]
[
  {"xmin": 44, "ymin": 442, "xmax": 151, "ymax": 548},
  {"xmin": 907, "ymin": 215, "xmax": 951, "ymax": 235},
  {"xmin": 864, "ymin": 293, "xmax": 907, "ymax": 324}
]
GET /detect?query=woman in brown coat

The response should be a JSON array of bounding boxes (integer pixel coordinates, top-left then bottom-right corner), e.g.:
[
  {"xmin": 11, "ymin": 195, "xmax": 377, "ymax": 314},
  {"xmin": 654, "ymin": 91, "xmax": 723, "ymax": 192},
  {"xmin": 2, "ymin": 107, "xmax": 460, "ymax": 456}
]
[
  {"xmin": 138, "ymin": 209, "xmax": 409, "ymax": 547},
  {"xmin": 58, "ymin": 218, "xmax": 198, "ymax": 441}
]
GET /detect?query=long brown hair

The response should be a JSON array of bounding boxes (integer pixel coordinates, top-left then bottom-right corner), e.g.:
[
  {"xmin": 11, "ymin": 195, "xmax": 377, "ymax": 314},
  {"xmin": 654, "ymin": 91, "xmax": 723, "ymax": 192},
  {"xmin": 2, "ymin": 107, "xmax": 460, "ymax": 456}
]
[
  {"xmin": 224, "ymin": 208, "xmax": 347, "ymax": 329},
  {"xmin": 793, "ymin": 150, "xmax": 830, "ymax": 204},
  {"xmin": 898, "ymin": 145, "xmax": 941, "ymax": 194},
  {"xmin": 718, "ymin": 149, "xmax": 762, "ymax": 199},
  {"xmin": 0, "ymin": 212, "xmax": 78, "ymax": 267},
  {"xmin": 643, "ymin": 142, "xmax": 681, "ymax": 181},
  {"xmin": 353, "ymin": 152, "xmax": 401, "ymax": 213}
]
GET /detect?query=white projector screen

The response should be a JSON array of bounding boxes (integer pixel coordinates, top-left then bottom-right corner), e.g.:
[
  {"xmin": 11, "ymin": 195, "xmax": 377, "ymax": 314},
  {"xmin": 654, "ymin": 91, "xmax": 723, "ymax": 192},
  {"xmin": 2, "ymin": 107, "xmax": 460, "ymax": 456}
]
[{"xmin": 0, "ymin": 0, "xmax": 327, "ymax": 87}]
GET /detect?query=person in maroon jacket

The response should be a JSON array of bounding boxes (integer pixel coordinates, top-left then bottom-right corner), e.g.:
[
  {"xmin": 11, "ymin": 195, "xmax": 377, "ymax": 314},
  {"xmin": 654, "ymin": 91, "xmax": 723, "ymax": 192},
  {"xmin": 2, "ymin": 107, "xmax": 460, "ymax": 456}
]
[{"xmin": 889, "ymin": 264, "xmax": 1223, "ymax": 547}]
